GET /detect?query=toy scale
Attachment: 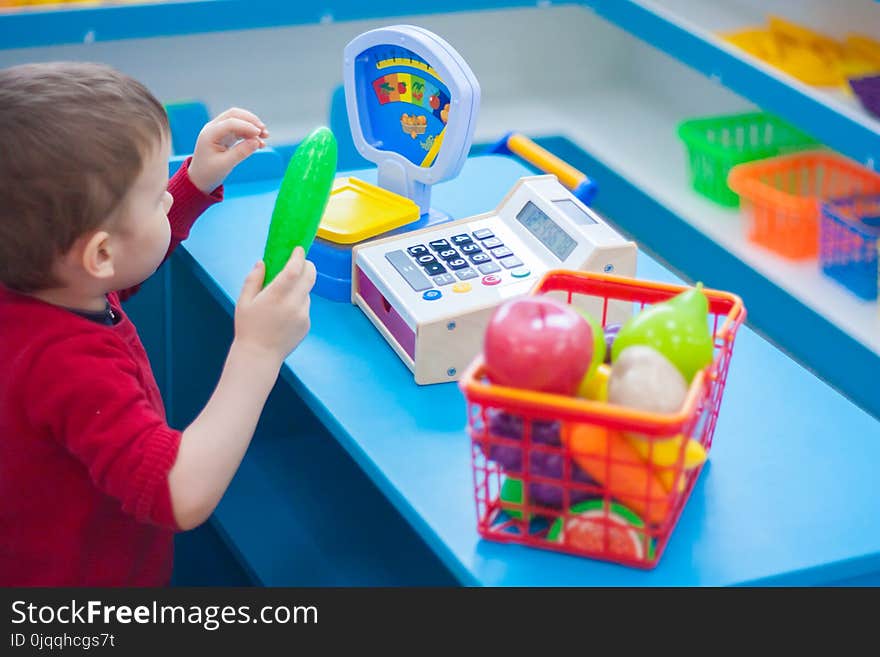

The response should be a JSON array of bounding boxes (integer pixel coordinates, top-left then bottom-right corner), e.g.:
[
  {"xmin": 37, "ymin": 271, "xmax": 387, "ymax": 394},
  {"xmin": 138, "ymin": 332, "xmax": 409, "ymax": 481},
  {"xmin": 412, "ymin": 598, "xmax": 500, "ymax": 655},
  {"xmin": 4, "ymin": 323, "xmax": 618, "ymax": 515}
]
[
  {"xmin": 353, "ymin": 175, "xmax": 638, "ymax": 384},
  {"xmin": 309, "ymin": 25, "xmax": 481, "ymax": 301}
]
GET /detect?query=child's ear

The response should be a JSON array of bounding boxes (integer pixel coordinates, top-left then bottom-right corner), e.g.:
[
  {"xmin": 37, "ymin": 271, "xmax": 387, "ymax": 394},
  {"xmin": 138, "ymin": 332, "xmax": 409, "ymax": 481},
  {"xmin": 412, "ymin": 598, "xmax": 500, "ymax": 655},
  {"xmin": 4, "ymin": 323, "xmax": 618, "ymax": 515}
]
[{"xmin": 79, "ymin": 230, "xmax": 115, "ymax": 281}]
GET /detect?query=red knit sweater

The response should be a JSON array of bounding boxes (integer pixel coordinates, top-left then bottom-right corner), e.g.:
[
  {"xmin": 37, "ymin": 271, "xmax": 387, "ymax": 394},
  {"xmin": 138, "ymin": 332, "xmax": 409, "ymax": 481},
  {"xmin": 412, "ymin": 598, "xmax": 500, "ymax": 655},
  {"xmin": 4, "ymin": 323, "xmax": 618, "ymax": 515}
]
[{"xmin": 0, "ymin": 159, "xmax": 222, "ymax": 586}]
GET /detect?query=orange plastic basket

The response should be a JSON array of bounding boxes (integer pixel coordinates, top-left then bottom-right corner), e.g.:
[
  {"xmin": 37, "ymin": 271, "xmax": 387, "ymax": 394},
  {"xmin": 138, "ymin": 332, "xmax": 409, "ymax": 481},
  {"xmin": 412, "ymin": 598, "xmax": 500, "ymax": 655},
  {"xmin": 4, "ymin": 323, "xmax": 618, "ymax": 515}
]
[
  {"xmin": 459, "ymin": 271, "xmax": 746, "ymax": 569},
  {"xmin": 728, "ymin": 151, "xmax": 880, "ymax": 259}
]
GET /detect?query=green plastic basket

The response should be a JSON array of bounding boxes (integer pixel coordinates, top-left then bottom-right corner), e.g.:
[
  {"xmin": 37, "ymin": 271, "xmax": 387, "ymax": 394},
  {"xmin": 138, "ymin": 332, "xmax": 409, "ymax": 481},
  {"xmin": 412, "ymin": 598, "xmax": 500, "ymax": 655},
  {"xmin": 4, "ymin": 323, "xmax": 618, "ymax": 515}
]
[{"xmin": 677, "ymin": 112, "xmax": 818, "ymax": 207}]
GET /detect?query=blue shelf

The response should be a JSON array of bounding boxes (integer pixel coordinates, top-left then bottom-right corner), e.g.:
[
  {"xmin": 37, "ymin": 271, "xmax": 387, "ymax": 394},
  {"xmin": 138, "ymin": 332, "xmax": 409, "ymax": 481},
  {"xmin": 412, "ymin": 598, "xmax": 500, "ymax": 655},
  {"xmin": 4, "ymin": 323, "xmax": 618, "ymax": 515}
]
[
  {"xmin": 0, "ymin": 0, "xmax": 544, "ymax": 50},
  {"xmin": 583, "ymin": 0, "xmax": 880, "ymax": 171}
]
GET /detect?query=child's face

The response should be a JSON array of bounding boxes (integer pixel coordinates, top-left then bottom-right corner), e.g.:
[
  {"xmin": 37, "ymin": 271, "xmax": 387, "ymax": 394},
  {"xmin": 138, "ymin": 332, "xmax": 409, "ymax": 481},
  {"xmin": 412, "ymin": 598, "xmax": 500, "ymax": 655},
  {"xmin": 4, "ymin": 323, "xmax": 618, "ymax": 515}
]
[{"xmin": 109, "ymin": 135, "xmax": 174, "ymax": 290}]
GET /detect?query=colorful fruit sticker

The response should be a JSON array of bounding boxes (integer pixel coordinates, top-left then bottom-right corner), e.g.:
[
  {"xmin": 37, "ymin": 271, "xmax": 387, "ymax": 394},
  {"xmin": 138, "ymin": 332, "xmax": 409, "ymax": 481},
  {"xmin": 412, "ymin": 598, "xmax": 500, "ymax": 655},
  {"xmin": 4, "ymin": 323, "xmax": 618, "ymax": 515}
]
[
  {"xmin": 372, "ymin": 74, "xmax": 401, "ymax": 104},
  {"xmin": 396, "ymin": 72, "xmax": 412, "ymax": 104},
  {"xmin": 411, "ymin": 78, "xmax": 426, "ymax": 105},
  {"xmin": 373, "ymin": 77, "xmax": 393, "ymax": 104},
  {"xmin": 547, "ymin": 500, "xmax": 655, "ymax": 561}
]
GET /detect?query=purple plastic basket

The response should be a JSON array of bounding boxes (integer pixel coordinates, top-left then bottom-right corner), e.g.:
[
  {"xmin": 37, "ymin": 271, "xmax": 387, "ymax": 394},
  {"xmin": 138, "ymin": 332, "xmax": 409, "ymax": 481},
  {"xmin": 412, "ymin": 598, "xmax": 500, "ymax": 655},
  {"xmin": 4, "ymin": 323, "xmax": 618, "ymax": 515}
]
[
  {"xmin": 850, "ymin": 75, "xmax": 880, "ymax": 120},
  {"xmin": 820, "ymin": 194, "xmax": 880, "ymax": 300}
]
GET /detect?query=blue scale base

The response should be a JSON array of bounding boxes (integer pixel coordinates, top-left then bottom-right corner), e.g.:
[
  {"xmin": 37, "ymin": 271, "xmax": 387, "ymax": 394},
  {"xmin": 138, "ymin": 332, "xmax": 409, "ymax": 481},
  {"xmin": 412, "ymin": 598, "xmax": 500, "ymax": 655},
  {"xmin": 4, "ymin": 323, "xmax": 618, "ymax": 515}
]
[{"xmin": 310, "ymin": 207, "xmax": 452, "ymax": 302}]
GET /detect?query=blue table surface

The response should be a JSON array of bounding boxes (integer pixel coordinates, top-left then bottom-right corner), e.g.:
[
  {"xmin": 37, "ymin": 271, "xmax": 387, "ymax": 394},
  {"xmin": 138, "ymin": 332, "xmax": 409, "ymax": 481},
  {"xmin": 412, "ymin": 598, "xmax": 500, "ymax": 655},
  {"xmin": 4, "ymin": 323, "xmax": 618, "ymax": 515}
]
[{"xmin": 181, "ymin": 155, "xmax": 880, "ymax": 586}]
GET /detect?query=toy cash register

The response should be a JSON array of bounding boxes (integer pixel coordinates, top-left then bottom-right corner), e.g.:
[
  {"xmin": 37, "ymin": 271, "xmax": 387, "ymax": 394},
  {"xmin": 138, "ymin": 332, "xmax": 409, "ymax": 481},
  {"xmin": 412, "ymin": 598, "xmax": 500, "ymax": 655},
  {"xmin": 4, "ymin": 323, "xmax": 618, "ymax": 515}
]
[
  {"xmin": 353, "ymin": 175, "xmax": 638, "ymax": 384},
  {"xmin": 309, "ymin": 25, "xmax": 481, "ymax": 301}
]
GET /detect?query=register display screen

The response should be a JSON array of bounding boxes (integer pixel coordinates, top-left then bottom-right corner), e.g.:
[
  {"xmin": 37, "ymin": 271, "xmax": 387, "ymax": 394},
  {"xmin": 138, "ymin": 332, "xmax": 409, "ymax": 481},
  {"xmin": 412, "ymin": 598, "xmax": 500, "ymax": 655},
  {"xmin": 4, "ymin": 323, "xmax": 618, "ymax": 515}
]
[
  {"xmin": 554, "ymin": 199, "xmax": 597, "ymax": 226},
  {"xmin": 515, "ymin": 201, "xmax": 577, "ymax": 261}
]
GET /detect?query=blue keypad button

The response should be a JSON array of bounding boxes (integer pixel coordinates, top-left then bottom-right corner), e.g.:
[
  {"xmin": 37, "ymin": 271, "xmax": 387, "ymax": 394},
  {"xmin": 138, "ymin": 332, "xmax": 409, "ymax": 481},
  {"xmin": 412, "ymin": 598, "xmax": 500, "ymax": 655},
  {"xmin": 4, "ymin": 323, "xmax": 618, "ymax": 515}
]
[
  {"xmin": 417, "ymin": 254, "xmax": 438, "ymax": 266},
  {"xmin": 432, "ymin": 273, "xmax": 456, "ymax": 286},
  {"xmin": 473, "ymin": 228, "xmax": 494, "ymax": 240},
  {"xmin": 500, "ymin": 256, "xmax": 523, "ymax": 269},
  {"xmin": 469, "ymin": 253, "xmax": 491, "ymax": 264},
  {"xmin": 460, "ymin": 243, "xmax": 481, "ymax": 255},
  {"xmin": 511, "ymin": 268, "xmax": 531, "ymax": 278},
  {"xmin": 438, "ymin": 249, "xmax": 459, "ymax": 261},
  {"xmin": 482, "ymin": 237, "xmax": 503, "ymax": 249},
  {"xmin": 447, "ymin": 258, "xmax": 469, "ymax": 270},
  {"xmin": 423, "ymin": 290, "xmax": 442, "ymax": 301},
  {"xmin": 424, "ymin": 262, "xmax": 447, "ymax": 276},
  {"xmin": 491, "ymin": 246, "xmax": 513, "ymax": 258},
  {"xmin": 429, "ymin": 239, "xmax": 451, "ymax": 252},
  {"xmin": 451, "ymin": 233, "xmax": 473, "ymax": 245},
  {"xmin": 407, "ymin": 244, "xmax": 429, "ymax": 257},
  {"xmin": 456, "ymin": 268, "xmax": 479, "ymax": 280},
  {"xmin": 477, "ymin": 262, "xmax": 501, "ymax": 275}
]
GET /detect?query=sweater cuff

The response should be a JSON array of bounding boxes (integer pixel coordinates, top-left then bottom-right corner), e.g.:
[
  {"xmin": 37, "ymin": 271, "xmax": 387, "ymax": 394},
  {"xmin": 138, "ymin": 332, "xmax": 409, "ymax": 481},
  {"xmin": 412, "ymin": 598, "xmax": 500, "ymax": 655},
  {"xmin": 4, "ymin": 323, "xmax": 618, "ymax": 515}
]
[
  {"xmin": 167, "ymin": 157, "xmax": 224, "ymax": 241},
  {"xmin": 131, "ymin": 425, "xmax": 182, "ymax": 531}
]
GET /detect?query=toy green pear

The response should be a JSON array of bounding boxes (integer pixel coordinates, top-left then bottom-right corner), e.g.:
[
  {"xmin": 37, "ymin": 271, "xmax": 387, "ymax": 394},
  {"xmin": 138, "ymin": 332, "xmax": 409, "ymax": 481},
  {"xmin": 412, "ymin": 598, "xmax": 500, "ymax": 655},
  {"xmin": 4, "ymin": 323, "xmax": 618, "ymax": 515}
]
[{"xmin": 611, "ymin": 284, "xmax": 714, "ymax": 382}]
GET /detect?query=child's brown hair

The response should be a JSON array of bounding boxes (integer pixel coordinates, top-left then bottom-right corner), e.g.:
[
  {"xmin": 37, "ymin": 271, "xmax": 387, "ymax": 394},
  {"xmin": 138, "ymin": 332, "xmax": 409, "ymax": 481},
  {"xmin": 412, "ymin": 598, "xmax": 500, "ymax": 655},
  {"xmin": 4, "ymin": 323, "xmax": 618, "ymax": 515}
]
[{"xmin": 0, "ymin": 62, "xmax": 170, "ymax": 292}]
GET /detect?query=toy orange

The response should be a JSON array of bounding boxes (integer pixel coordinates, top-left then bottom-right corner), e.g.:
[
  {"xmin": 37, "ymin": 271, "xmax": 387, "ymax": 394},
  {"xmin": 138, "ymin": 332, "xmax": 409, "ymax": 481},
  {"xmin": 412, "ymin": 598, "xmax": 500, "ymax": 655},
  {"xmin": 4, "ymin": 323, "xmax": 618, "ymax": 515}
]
[{"xmin": 562, "ymin": 423, "xmax": 670, "ymax": 525}]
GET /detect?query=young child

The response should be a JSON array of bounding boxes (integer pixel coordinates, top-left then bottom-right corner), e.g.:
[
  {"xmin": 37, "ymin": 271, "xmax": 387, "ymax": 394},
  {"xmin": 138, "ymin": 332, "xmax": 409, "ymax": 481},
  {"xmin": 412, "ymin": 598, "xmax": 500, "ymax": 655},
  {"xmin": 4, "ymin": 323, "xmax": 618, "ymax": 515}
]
[{"xmin": 0, "ymin": 62, "xmax": 316, "ymax": 586}]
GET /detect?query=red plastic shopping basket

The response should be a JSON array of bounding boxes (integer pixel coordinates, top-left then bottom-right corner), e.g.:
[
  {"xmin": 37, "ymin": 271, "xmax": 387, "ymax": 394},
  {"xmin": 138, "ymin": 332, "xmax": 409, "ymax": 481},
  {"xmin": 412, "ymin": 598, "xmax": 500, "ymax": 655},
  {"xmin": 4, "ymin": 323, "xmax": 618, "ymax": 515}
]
[{"xmin": 459, "ymin": 270, "xmax": 746, "ymax": 569}]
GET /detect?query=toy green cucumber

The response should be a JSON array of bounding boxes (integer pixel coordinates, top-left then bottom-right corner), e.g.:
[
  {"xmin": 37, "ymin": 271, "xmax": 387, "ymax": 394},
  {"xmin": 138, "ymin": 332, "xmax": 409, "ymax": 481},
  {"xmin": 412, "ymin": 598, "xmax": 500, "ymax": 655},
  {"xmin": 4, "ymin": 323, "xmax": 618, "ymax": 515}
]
[{"xmin": 262, "ymin": 126, "xmax": 338, "ymax": 286}]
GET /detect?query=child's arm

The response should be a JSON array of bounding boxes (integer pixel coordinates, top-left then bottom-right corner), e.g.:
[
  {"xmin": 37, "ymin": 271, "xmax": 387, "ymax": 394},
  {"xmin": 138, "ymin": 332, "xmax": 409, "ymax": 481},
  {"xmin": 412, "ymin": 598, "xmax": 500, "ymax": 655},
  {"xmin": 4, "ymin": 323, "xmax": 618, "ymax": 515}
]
[
  {"xmin": 26, "ymin": 248, "xmax": 314, "ymax": 532},
  {"xmin": 168, "ymin": 248, "xmax": 314, "ymax": 530}
]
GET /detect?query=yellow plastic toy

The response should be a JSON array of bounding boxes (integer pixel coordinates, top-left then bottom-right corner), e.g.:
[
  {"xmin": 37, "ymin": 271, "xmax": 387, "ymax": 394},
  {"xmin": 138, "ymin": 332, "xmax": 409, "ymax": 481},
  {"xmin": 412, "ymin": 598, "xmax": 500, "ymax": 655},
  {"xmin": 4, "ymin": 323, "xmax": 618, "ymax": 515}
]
[
  {"xmin": 577, "ymin": 363, "xmax": 610, "ymax": 402},
  {"xmin": 846, "ymin": 35, "xmax": 880, "ymax": 67},
  {"xmin": 720, "ymin": 17, "xmax": 880, "ymax": 88},
  {"xmin": 317, "ymin": 177, "xmax": 420, "ymax": 245},
  {"xmin": 626, "ymin": 434, "xmax": 707, "ymax": 493}
]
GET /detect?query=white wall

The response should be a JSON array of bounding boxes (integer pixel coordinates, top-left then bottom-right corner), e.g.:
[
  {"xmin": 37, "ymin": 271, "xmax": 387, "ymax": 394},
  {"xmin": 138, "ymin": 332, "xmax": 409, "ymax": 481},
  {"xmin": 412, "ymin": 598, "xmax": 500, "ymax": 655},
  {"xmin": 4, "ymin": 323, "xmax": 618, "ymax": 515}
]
[
  {"xmin": 0, "ymin": 6, "xmax": 637, "ymax": 144},
  {"xmin": 4, "ymin": 1, "xmax": 872, "ymax": 146}
]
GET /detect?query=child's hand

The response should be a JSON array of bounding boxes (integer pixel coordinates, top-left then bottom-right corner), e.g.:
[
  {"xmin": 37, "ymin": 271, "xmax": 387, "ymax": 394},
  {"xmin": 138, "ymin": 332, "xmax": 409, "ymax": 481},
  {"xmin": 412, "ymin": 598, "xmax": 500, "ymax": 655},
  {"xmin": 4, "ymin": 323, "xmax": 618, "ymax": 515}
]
[
  {"xmin": 233, "ymin": 247, "xmax": 316, "ymax": 366},
  {"xmin": 187, "ymin": 107, "xmax": 269, "ymax": 194}
]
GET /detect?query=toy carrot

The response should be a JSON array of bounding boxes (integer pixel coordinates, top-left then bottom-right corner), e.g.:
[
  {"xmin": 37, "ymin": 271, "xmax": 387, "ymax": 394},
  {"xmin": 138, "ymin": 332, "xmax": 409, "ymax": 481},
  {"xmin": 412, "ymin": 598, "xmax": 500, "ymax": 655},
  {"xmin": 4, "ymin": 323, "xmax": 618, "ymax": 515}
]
[
  {"xmin": 262, "ymin": 126, "xmax": 338, "ymax": 286},
  {"xmin": 563, "ymin": 423, "xmax": 671, "ymax": 524}
]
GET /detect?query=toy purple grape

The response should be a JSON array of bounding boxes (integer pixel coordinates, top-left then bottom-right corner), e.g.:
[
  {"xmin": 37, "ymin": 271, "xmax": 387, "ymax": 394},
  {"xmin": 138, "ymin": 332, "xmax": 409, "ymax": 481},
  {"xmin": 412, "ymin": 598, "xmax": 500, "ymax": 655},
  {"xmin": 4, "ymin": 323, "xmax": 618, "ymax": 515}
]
[
  {"xmin": 486, "ymin": 410, "xmax": 561, "ymax": 472},
  {"xmin": 485, "ymin": 410, "xmax": 598, "ymax": 508},
  {"xmin": 603, "ymin": 323, "xmax": 622, "ymax": 364}
]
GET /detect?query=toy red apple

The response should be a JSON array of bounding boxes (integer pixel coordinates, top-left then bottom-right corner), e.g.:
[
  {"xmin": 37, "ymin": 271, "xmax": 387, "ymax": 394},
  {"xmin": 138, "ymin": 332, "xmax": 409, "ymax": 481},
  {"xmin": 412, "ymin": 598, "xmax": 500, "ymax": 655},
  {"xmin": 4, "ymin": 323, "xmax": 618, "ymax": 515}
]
[
  {"xmin": 484, "ymin": 297, "xmax": 594, "ymax": 395},
  {"xmin": 429, "ymin": 94, "xmax": 440, "ymax": 109}
]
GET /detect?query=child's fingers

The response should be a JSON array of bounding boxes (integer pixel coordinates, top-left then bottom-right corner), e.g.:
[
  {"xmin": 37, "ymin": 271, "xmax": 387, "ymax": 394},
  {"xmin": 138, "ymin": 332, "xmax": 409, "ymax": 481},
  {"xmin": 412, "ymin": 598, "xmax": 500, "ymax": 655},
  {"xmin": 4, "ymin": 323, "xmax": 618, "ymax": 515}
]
[
  {"xmin": 238, "ymin": 261, "xmax": 266, "ymax": 305},
  {"xmin": 223, "ymin": 137, "xmax": 263, "ymax": 167},
  {"xmin": 266, "ymin": 247, "xmax": 305, "ymax": 295},
  {"xmin": 291, "ymin": 260, "xmax": 317, "ymax": 298},
  {"xmin": 204, "ymin": 117, "xmax": 262, "ymax": 147},
  {"xmin": 213, "ymin": 107, "xmax": 267, "ymax": 136}
]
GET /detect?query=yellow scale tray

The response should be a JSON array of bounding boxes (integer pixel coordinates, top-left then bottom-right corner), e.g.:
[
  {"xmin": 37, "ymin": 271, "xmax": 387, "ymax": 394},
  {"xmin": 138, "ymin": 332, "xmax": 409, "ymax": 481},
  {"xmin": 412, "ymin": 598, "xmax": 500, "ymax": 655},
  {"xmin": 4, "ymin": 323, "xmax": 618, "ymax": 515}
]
[{"xmin": 317, "ymin": 177, "xmax": 421, "ymax": 245}]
